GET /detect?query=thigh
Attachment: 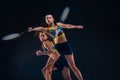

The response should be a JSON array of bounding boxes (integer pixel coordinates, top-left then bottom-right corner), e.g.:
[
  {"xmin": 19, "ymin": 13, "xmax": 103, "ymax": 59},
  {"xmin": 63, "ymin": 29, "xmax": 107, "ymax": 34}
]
[
  {"xmin": 46, "ymin": 53, "xmax": 60, "ymax": 68},
  {"xmin": 61, "ymin": 67, "xmax": 70, "ymax": 75},
  {"xmin": 54, "ymin": 55, "xmax": 69, "ymax": 71},
  {"xmin": 65, "ymin": 54, "xmax": 76, "ymax": 66}
]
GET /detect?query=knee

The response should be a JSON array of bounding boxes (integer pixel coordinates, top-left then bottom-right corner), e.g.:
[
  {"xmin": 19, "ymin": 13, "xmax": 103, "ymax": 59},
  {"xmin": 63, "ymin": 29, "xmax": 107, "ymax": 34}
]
[
  {"xmin": 62, "ymin": 67, "xmax": 71, "ymax": 80},
  {"xmin": 46, "ymin": 67, "xmax": 52, "ymax": 73},
  {"xmin": 44, "ymin": 65, "xmax": 51, "ymax": 73},
  {"xmin": 42, "ymin": 67, "xmax": 46, "ymax": 74},
  {"xmin": 69, "ymin": 64, "xmax": 77, "ymax": 70}
]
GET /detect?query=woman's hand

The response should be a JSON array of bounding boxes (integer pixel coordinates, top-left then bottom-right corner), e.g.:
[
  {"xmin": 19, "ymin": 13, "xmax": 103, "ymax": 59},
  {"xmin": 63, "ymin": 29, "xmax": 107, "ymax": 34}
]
[
  {"xmin": 77, "ymin": 25, "xmax": 84, "ymax": 29},
  {"xmin": 28, "ymin": 27, "xmax": 33, "ymax": 32},
  {"xmin": 36, "ymin": 50, "xmax": 43, "ymax": 56}
]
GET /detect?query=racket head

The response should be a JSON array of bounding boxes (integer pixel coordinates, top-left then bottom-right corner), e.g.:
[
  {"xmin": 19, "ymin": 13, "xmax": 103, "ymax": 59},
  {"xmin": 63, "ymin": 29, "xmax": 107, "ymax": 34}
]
[
  {"xmin": 2, "ymin": 33, "xmax": 21, "ymax": 40},
  {"xmin": 60, "ymin": 6, "xmax": 70, "ymax": 22}
]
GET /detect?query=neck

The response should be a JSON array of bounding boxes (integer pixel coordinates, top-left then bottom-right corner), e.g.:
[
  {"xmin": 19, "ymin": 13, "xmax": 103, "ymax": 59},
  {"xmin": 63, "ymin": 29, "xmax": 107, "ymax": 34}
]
[
  {"xmin": 41, "ymin": 39, "xmax": 48, "ymax": 42},
  {"xmin": 49, "ymin": 23, "xmax": 56, "ymax": 27}
]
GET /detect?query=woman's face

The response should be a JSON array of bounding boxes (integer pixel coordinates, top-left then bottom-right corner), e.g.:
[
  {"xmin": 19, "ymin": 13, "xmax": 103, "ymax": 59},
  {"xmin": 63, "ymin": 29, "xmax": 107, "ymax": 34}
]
[
  {"xmin": 45, "ymin": 15, "xmax": 54, "ymax": 25},
  {"xmin": 39, "ymin": 32, "xmax": 48, "ymax": 41}
]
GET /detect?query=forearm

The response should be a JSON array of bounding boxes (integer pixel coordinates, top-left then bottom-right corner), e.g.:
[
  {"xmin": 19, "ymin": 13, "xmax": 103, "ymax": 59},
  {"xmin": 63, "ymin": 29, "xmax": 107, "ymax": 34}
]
[
  {"xmin": 65, "ymin": 24, "xmax": 83, "ymax": 29},
  {"xmin": 32, "ymin": 27, "xmax": 43, "ymax": 31},
  {"xmin": 57, "ymin": 22, "xmax": 83, "ymax": 29},
  {"xmin": 42, "ymin": 51, "xmax": 53, "ymax": 55},
  {"xmin": 33, "ymin": 27, "xmax": 50, "ymax": 32},
  {"xmin": 28, "ymin": 27, "xmax": 42, "ymax": 32},
  {"xmin": 36, "ymin": 50, "xmax": 52, "ymax": 56},
  {"xmin": 28, "ymin": 27, "xmax": 48, "ymax": 32}
]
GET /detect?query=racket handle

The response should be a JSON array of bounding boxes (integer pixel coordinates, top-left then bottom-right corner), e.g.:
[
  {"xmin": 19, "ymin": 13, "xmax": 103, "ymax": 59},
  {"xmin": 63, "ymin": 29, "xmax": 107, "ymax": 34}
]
[
  {"xmin": 20, "ymin": 32, "xmax": 24, "ymax": 35},
  {"xmin": 20, "ymin": 30, "xmax": 28, "ymax": 35}
]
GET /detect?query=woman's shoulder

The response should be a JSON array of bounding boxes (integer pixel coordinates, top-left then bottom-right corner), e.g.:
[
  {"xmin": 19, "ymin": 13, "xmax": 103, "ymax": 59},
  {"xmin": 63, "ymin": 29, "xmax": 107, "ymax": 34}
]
[{"xmin": 56, "ymin": 22, "xmax": 63, "ymax": 27}]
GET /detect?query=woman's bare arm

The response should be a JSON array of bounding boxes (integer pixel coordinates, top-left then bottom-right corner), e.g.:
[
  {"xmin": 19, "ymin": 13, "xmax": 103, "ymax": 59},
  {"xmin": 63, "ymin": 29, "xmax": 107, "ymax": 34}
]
[
  {"xmin": 36, "ymin": 41, "xmax": 54, "ymax": 56},
  {"xmin": 40, "ymin": 41, "xmax": 55, "ymax": 54},
  {"xmin": 57, "ymin": 22, "xmax": 84, "ymax": 29},
  {"xmin": 28, "ymin": 27, "xmax": 50, "ymax": 32}
]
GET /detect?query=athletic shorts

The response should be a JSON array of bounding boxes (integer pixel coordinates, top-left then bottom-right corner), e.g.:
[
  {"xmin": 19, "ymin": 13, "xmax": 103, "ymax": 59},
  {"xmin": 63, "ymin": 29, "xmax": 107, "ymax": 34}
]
[
  {"xmin": 55, "ymin": 41, "xmax": 73, "ymax": 55},
  {"xmin": 54, "ymin": 55, "xmax": 69, "ymax": 71}
]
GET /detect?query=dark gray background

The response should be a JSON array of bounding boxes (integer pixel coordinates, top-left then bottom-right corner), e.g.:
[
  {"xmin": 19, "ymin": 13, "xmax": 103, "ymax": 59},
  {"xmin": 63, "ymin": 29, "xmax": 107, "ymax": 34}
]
[{"xmin": 0, "ymin": 0, "xmax": 119, "ymax": 80}]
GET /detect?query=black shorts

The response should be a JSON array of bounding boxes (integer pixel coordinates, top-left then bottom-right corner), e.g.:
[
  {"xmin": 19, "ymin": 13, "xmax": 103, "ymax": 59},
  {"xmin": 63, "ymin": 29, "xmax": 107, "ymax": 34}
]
[
  {"xmin": 54, "ymin": 55, "xmax": 69, "ymax": 71},
  {"xmin": 55, "ymin": 41, "xmax": 73, "ymax": 55}
]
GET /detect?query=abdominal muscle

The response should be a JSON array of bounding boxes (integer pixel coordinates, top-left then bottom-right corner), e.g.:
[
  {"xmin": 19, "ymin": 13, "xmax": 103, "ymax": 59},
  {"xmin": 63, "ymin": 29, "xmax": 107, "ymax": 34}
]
[{"xmin": 54, "ymin": 35, "xmax": 67, "ymax": 44}]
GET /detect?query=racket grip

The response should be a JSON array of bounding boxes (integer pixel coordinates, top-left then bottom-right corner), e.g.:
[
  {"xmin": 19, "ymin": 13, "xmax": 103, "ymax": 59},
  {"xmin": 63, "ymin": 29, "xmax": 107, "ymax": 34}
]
[{"xmin": 20, "ymin": 29, "xmax": 28, "ymax": 35}]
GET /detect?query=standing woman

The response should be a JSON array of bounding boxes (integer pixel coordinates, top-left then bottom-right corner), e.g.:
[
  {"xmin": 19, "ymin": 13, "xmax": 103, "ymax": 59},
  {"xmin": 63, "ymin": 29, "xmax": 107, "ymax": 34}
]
[
  {"xmin": 33, "ymin": 31, "xmax": 60, "ymax": 80},
  {"xmin": 28, "ymin": 14, "xmax": 84, "ymax": 80},
  {"xmin": 35, "ymin": 31, "xmax": 72, "ymax": 80}
]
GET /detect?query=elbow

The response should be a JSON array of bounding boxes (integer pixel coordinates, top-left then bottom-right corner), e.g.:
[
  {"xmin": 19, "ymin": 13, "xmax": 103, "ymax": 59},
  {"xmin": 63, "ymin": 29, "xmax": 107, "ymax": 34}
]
[{"xmin": 66, "ymin": 26, "xmax": 71, "ymax": 29}]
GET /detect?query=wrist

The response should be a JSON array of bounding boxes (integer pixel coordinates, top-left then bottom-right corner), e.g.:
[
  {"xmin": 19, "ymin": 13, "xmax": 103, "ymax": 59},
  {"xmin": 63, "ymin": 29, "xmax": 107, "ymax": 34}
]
[{"xmin": 32, "ymin": 28, "xmax": 35, "ymax": 31}]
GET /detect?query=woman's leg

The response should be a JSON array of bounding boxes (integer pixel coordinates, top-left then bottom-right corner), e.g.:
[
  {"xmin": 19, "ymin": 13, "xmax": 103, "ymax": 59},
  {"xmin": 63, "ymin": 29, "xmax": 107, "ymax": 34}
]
[
  {"xmin": 61, "ymin": 67, "xmax": 72, "ymax": 80},
  {"xmin": 42, "ymin": 66, "xmax": 58, "ymax": 80},
  {"xmin": 65, "ymin": 54, "xmax": 83, "ymax": 80},
  {"xmin": 42, "ymin": 67, "xmax": 46, "ymax": 79},
  {"xmin": 45, "ymin": 53, "xmax": 60, "ymax": 80}
]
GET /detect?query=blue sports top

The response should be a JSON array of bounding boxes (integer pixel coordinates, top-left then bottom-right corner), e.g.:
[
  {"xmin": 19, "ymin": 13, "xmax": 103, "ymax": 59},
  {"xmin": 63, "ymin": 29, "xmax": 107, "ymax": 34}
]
[{"xmin": 49, "ymin": 26, "xmax": 65, "ymax": 39}]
